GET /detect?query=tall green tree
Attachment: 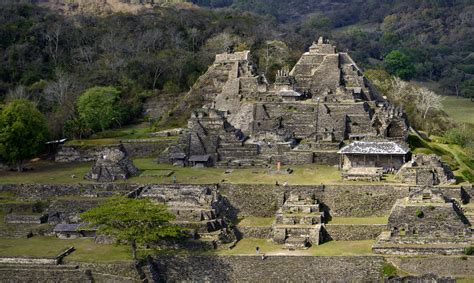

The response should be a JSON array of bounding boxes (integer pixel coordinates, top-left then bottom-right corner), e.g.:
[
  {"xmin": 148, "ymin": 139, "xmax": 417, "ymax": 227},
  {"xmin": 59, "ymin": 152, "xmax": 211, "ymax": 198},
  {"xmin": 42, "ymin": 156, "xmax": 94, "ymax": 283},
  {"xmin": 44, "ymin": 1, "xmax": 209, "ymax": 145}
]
[
  {"xmin": 461, "ymin": 79, "xmax": 474, "ymax": 102},
  {"xmin": 76, "ymin": 86, "xmax": 124, "ymax": 133},
  {"xmin": 0, "ymin": 99, "xmax": 49, "ymax": 171},
  {"xmin": 81, "ymin": 197, "xmax": 184, "ymax": 260},
  {"xmin": 384, "ymin": 50, "xmax": 416, "ymax": 80}
]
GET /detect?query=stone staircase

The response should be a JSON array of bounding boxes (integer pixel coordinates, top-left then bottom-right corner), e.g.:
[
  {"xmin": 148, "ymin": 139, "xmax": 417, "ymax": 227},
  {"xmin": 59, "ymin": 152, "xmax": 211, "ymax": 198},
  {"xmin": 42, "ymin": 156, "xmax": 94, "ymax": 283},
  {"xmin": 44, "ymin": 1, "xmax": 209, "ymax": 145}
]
[
  {"xmin": 139, "ymin": 184, "xmax": 230, "ymax": 235},
  {"xmin": 272, "ymin": 192, "xmax": 324, "ymax": 249},
  {"xmin": 346, "ymin": 114, "xmax": 374, "ymax": 135},
  {"xmin": 216, "ymin": 125, "xmax": 263, "ymax": 167}
]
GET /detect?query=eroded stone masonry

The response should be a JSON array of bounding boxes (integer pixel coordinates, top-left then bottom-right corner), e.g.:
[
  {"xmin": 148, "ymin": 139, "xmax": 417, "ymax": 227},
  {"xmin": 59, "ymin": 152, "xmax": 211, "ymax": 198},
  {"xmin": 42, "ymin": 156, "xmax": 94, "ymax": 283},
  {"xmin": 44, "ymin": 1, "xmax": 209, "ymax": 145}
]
[
  {"xmin": 1, "ymin": 37, "xmax": 473, "ymax": 282},
  {"xmin": 160, "ymin": 37, "xmax": 408, "ymax": 168}
]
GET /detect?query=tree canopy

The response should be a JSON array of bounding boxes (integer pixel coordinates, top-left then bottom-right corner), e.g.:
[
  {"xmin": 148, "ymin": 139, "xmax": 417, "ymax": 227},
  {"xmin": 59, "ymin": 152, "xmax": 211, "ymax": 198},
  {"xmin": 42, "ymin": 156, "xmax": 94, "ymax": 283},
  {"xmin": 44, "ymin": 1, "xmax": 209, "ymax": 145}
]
[
  {"xmin": 0, "ymin": 2, "xmax": 472, "ymax": 139},
  {"xmin": 0, "ymin": 99, "xmax": 49, "ymax": 171},
  {"xmin": 80, "ymin": 196, "xmax": 184, "ymax": 259},
  {"xmin": 384, "ymin": 50, "xmax": 416, "ymax": 80},
  {"xmin": 76, "ymin": 86, "xmax": 124, "ymax": 133}
]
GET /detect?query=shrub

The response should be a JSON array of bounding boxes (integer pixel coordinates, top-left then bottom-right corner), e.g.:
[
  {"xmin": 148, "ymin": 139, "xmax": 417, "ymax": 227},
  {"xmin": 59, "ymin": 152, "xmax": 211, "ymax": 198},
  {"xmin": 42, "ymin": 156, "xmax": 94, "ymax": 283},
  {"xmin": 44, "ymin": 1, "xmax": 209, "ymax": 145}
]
[
  {"xmin": 464, "ymin": 246, "xmax": 474, "ymax": 256},
  {"xmin": 444, "ymin": 128, "xmax": 469, "ymax": 146},
  {"xmin": 461, "ymin": 170, "xmax": 474, "ymax": 183},
  {"xmin": 381, "ymin": 262, "xmax": 397, "ymax": 277},
  {"xmin": 162, "ymin": 81, "xmax": 181, "ymax": 94},
  {"xmin": 415, "ymin": 209, "xmax": 424, "ymax": 218}
]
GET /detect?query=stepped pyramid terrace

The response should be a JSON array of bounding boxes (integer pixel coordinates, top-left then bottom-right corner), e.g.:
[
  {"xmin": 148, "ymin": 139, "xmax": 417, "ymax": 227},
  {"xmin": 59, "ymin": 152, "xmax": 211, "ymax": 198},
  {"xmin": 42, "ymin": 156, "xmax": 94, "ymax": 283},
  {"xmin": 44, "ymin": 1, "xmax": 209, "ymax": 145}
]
[
  {"xmin": 272, "ymin": 191, "xmax": 324, "ymax": 249},
  {"xmin": 138, "ymin": 184, "xmax": 235, "ymax": 248},
  {"xmin": 160, "ymin": 37, "xmax": 409, "ymax": 168},
  {"xmin": 373, "ymin": 187, "xmax": 473, "ymax": 255},
  {"xmin": 0, "ymin": 36, "xmax": 473, "ymax": 282}
]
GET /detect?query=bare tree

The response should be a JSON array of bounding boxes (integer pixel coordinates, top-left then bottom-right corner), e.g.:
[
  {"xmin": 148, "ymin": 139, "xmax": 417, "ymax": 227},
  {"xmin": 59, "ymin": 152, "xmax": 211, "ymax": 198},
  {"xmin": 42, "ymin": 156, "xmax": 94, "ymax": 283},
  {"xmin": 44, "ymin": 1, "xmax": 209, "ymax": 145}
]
[
  {"xmin": 141, "ymin": 28, "xmax": 164, "ymax": 54},
  {"xmin": 45, "ymin": 24, "xmax": 63, "ymax": 67},
  {"xmin": 415, "ymin": 87, "xmax": 444, "ymax": 119},
  {"xmin": 44, "ymin": 71, "xmax": 76, "ymax": 115},
  {"xmin": 6, "ymin": 85, "xmax": 28, "ymax": 101},
  {"xmin": 100, "ymin": 32, "xmax": 127, "ymax": 71},
  {"xmin": 189, "ymin": 27, "xmax": 199, "ymax": 53},
  {"xmin": 389, "ymin": 76, "xmax": 411, "ymax": 103},
  {"xmin": 204, "ymin": 32, "xmax": 236, "ymax": 54},
  {"xmin": 6, "ymin": 85, "xmax": 41, "ymax": 105},
  {"xmin": 261, "ymin": 40, "xmax": 289, "ymax": 74}
]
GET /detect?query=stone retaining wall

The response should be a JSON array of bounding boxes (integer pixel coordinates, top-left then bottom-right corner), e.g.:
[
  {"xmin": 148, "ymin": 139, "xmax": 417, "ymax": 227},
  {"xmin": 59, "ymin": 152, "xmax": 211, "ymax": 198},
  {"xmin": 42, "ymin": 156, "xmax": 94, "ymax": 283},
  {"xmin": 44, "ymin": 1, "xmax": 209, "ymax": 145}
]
[
  {"xmin": 321, "ymin": 184, "xmax": 408, "ymax": 217},
  {"xmin": 74, "ymin": 261, "xmax": 140, "ymax": 280},
  {"xmin": 219, "ymin": 184, "xmax": 281, "ymax": 217},
  {"xmin": 324, "ymin": 224, "xmax": 386, "ymax": 241},
  {"xmin": 0, "ymin": 267, "xmax": 91, "ymax": 282},
  {"xmin": 0, "ymin": 183, "xmax": 468, "ymax": 219},
  {"xmin": 389, "ymin": 256, "xmax": 474, "ymax": 278},
  {"xmin": 219, "ymin": 183, "xmax": 410, "ymax": 217},
  {"xmin": 236, "ymin": 226, "xmax": 272, "ymax": 239},
  {"xmin": 55, "ymin": 142, "xmax": 171, "ymax": 162},
  {"xmin": 4, "ymin": 214, "xmax": 46, "ymax": 224},
  {"xmin": 0, "ymin": 258, "xmax": 57, "ymax": 265},
  {"xmin": 372, "ymin": 245, "xmax": 466, "ymax": 255},
  {"xmin": 151, "ymin": 255, "xmax": 385, "ymax": 282},
  {"xmin": 0, "ymin": 183, "xmax": 135, "ymax": 200}
]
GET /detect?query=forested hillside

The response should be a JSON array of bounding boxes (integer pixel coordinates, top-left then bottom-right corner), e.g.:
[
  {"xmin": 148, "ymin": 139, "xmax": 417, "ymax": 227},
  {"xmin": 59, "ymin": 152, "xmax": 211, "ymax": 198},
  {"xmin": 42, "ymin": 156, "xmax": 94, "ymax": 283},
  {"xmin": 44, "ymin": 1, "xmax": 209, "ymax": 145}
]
[
  {"xmin": 193, "ymin": 0, "xmax": 474, "ymax": 94},
  {"xmin": 0, "ymin": 1, "xmax": 473, "ymax": 140},
  {"xmin": 0, "ymin": 4, "xmax": 289, "ymax": 138}
]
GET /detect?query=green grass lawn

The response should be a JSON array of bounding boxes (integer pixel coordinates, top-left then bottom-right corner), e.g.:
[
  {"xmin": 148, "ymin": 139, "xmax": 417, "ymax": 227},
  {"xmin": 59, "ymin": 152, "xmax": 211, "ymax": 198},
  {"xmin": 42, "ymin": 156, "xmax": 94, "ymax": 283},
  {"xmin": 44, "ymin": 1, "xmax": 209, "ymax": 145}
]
[
  {"xmin": 0, "ymin": 236, "xmax": 131, "ymax": 262},
  {"xmin": 0, "ymin": 161, "xmax": 92, "ymax": 184},
  {"xmin": 217, "ymin": 238, "xmax": 374, "ymax": 256},
  {"xmin": 442, "ymin": 96, "xmax": 474, "ymax": 125},
  {"xmin": 327, "ymin": 216, "xmax": 388, "ymax": 225},
  {"xmin": 237, "ymin": 217, "xmax": 274, "ymax": 227},
  {"xmin": 0, "ymin": 236, "xmax": 374, "ymax": 259},
  {"xmin": 0, "ymin": 157, "xmax": 403, "ymax": 185},
  {"xmin": 132, "ymin": 159, "xmax": 343, "ymax": 185},
  {"xmin": 0, "ymin": 237, "xmax": 73, "ymax": 258},
  {"xmin": 88, "ymin": 122, "xmax": 153, "ymax": 140}
]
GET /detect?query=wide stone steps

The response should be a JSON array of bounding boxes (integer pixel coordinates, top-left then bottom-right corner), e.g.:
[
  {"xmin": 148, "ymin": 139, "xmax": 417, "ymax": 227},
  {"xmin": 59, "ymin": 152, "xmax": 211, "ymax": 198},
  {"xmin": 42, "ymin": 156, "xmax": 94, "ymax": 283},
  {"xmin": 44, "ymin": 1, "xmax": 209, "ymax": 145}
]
[
  {"xmin": 169, "ymin": 207, "xmax": 217, "ymax": 222},
  {"xmin": 275, "ymin": 214, "xmax": 322, "ymax": 225},
  {"xmin": 284, "ymin": 236, "xmax": 310, "ymax": 249},
  {"xmin": 174, "ymin": 219, "xmax": 226, "ymax": 233}
]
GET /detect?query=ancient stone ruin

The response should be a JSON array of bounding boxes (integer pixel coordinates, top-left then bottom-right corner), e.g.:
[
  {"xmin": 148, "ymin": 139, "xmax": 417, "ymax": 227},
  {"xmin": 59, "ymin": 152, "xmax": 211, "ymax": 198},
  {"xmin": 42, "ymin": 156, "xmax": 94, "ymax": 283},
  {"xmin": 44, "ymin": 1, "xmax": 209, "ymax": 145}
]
[
  {"xmin": 272, "ymin": 191, "xmax": 324, "ymax": 249},
  {"xmin": 138, "ymin": 184, "xmax": 235, "ymax": 248},
  {"xmin": 396, "ymin": 154, "xmax": 456, "ymax": 186},
  {"xmin": 161, "ymin": 37, "xmax": 409, "ymax": 168},
  {"xmin": 338, "ymin": 140, "xmax": 410, "ymax": 181},
  {"xmin": 373, "ymin": 187, "xmax": 473, "ymax": 255},
  {"xmin": 85, "ymin": 145, "xmax": 139, "ymax": 182}
]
